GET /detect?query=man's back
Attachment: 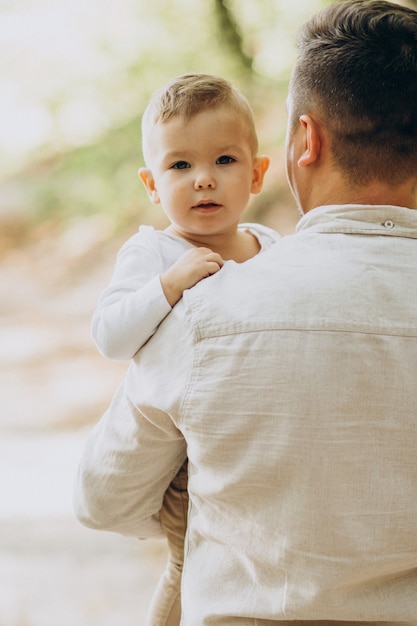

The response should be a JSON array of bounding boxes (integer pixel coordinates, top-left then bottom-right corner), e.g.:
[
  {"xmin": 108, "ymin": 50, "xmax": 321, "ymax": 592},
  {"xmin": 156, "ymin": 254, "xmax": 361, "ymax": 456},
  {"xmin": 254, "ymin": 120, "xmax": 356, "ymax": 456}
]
[{"xmin": 172, "ymin": 205, "xmax": 417, "ymax": 623}]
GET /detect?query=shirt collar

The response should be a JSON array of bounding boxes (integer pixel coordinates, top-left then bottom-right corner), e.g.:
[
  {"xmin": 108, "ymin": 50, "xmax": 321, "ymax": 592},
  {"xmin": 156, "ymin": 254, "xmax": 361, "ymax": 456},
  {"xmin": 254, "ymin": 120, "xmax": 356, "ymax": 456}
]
[{"xmin": 296, "ymin": 204, "xmax": 417, "ymax": 239}]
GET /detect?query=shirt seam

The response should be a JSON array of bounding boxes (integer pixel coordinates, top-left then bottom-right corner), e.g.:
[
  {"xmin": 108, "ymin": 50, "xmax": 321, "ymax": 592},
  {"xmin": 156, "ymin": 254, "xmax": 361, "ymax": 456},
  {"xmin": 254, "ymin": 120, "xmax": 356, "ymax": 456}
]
[{"xmin": 194, "ymin": 325, "xmax": 417, "ymax": 340}]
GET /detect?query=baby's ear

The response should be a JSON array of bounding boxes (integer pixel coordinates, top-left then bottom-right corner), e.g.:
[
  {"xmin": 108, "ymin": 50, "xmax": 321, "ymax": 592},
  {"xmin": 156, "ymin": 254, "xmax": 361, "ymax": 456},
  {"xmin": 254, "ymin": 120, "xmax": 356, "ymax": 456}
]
[
  {"xmin": 138, "ymin": 168, "xmax": 160, "ymax": 204},
  {"xmin": 251, "ymin": 156, "xmax": 270, "ymax": 194}
]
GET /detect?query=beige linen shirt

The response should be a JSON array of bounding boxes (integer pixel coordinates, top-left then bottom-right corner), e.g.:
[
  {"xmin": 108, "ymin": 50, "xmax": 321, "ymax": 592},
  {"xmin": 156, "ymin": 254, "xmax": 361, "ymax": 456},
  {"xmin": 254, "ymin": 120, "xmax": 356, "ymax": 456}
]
[{"xmin": 75, "ymin": 204, "xmax": 417, "ymax": 625}]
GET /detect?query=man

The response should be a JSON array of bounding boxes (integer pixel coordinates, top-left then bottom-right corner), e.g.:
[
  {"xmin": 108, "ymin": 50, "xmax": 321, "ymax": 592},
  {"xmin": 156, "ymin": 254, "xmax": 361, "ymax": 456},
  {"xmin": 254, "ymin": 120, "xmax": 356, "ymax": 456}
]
[{"xmin": 74, "ymin": 1, "xmax": 417, "ymax": 624}]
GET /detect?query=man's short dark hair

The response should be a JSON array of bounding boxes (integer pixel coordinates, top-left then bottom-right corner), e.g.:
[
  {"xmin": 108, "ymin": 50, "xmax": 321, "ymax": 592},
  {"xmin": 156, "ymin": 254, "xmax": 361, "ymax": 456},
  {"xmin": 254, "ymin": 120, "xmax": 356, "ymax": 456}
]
[{"xmin": 290, "ymin": 0, "xmax": 417, "ymax": 185}]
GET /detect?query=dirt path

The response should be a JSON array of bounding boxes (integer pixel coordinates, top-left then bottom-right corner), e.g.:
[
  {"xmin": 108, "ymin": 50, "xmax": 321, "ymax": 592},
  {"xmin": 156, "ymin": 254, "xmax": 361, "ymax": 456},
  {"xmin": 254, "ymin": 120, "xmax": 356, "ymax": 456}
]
[{"xmin": 1, "ymin": 219, "xmax": 168, "ymax": 625}]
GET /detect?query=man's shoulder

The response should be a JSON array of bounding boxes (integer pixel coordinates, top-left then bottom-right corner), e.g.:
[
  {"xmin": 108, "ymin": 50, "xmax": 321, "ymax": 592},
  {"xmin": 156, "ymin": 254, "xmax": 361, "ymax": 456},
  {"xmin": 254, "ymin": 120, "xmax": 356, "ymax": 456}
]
[{"xmin": 182, "ymin": 249, "xmax": 284, "ymax": 340}]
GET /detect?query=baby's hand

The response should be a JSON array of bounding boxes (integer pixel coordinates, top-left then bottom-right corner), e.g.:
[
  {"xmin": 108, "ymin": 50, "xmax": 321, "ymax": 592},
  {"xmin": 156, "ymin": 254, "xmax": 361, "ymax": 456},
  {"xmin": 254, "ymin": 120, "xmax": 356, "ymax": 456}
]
[{"xmin": 160, "ymin": 247, "xmax": 224, "ymax": 307}]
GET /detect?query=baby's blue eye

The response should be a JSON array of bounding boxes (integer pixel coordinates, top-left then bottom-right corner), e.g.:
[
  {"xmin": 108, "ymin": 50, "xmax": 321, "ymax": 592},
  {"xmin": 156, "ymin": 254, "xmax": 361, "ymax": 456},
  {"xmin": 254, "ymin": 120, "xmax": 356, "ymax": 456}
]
[
  {"xmin": 171, "ymin": 161, "xmax": 190, "ymax": 169},
  {"xmin": 217, "ymin": 155, "xmax": 235, "ymax": 165}
]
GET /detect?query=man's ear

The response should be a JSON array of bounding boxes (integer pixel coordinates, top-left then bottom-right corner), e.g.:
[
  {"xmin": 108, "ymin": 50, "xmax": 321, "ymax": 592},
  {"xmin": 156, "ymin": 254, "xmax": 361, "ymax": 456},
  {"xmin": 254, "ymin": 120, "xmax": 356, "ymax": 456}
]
[
  {"xmin": 251, "ymin": 156, "xmax": 270, "ymax": 194},
  {"xmin": 138, "ymin": 168, "xmax": 160, "ymax": 204},
  {"xmin": 297, "ymin": 115, "xmax": 321, "ymax": 168}
]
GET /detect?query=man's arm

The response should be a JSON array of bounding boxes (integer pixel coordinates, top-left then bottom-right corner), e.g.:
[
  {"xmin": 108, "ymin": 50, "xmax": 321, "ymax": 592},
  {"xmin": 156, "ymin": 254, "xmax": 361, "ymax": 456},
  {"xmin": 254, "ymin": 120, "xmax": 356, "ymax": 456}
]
[{"xmin": 74, "ymin": 300, "xmax": 193, "ymax": 538}]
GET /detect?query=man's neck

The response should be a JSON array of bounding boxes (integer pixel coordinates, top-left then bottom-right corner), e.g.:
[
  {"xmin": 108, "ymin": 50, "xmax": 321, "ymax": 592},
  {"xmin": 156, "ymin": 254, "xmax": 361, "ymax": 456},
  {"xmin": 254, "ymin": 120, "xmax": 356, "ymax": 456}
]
[{"xmin": 304, "ymin": 178, "xmax": 417, "ymax": 213}]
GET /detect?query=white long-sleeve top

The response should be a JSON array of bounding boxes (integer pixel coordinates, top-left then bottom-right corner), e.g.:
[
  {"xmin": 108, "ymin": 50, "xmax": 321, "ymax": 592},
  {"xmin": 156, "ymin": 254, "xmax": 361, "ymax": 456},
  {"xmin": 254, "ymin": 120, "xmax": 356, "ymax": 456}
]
[
  {"xmin": 91, "ymin": 223, "xmax": 280, "ymax": 360},
  {"xmin": 76, "ymin": 204, "xmax": 417, "ymax": 625}
]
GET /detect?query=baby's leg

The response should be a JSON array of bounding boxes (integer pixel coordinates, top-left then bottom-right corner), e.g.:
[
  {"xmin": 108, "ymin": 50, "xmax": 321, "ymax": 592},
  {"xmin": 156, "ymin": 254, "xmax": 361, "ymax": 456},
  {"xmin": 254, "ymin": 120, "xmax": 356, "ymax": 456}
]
[{"xmin": 145, "ymin": 460, "xmax": 188, "ymax": 626}]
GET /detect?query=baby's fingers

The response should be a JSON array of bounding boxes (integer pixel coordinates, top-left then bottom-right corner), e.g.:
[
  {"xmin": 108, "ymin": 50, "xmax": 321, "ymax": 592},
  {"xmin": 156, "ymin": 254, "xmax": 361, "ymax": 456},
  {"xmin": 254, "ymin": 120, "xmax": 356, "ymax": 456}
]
[
  {"xmin": 206, "ymin": 259, "xmax": 223, "ymax": 275},
  {"xmin": 209, "ymin": 252, "xmax": 224, "ymax": 268},
  {"xmin": 198, "ymin": 249, "xmax": 223, "ymax": 269}
]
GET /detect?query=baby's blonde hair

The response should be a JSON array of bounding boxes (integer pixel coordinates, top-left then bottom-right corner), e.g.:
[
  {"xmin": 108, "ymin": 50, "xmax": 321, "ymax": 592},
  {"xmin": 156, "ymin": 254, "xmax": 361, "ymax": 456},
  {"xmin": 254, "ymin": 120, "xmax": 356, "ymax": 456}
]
[{"xmin": 141, "ymin": 73, "xmax": 259, "ymax": 165}]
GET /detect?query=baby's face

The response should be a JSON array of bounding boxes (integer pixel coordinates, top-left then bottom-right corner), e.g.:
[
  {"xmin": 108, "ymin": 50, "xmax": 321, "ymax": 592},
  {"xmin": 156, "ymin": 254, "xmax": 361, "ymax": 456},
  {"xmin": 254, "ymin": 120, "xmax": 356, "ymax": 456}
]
[{"xmin": 141, "ymin": 106, "xmax": 264, "ymax": 241}]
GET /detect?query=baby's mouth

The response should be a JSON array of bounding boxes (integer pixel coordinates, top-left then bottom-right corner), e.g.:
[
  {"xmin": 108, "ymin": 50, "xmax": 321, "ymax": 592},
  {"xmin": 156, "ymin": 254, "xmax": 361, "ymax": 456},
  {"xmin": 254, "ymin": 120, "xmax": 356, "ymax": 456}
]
[{"xmin": 193, "ymin": 201, "xmax": 221, "ymax": 209}]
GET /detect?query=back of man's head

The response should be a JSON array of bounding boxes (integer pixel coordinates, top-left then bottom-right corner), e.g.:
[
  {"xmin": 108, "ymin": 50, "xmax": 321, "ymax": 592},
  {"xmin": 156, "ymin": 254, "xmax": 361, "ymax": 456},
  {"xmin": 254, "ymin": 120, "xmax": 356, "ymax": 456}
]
[{"xmin": 290, "ymin": 0, "xmax": 417, "ymax": 186}]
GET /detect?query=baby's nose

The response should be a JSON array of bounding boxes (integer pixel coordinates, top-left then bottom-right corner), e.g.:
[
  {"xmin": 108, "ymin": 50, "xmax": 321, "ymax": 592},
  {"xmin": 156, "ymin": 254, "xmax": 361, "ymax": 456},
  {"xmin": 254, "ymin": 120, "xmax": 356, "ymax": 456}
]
[{"xmin": 194, "ymin": 170, "xmax": 216, "ymax": 190}]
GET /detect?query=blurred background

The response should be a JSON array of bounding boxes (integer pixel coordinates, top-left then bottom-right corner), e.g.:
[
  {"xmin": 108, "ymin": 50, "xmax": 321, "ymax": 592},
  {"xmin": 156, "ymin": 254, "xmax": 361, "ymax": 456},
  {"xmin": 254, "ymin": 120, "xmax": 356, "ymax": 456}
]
[{"xmin": 1, "ymin": 0, "xmax": 415, "ymax": 624}]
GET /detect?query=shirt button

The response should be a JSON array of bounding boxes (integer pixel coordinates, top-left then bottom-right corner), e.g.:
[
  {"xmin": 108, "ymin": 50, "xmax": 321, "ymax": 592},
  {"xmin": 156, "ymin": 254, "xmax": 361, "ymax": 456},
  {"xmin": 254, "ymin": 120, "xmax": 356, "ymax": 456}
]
[{"xmin": 382, "ymin": 220, "xmax": 395, "ymax": 229}]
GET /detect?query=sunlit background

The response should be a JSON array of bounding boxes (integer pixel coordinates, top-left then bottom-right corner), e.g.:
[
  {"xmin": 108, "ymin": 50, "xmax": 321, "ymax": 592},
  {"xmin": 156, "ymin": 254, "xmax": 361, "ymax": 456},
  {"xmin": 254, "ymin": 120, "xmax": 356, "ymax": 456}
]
[{"xmin": 1, "ymin": 0, "xmax": 414, "ymax": 624}]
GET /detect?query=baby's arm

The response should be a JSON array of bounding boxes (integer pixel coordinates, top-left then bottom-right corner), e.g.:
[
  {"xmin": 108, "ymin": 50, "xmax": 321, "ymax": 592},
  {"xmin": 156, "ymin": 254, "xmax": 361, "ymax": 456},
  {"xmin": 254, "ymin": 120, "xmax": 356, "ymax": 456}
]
[
  {"xmin": 92, "ymin": 235, "xmax": 172, "ymax": 361},
  {"xmin": 92, "ymin": 240, "xmax": 223, "ymax": 361},
  {"xmin": 160, "ymin": 247, "xmax": 223, "ymax": 307}
]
